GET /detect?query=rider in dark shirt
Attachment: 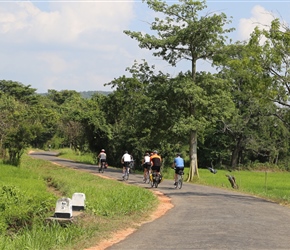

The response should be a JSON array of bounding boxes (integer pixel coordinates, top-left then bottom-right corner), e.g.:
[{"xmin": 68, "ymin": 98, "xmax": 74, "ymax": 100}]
[{"xmin": 150, "ymin": 150, "xmax": 162, "ymax": 176}]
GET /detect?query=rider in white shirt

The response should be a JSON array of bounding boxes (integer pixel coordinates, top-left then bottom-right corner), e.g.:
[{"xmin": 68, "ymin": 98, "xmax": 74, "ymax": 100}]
[
  {"xmin": 142, "ymin": 152, "xmax": 151, "ymax": 181},
  {"xmin": 98, "ymin": 149, "xmax": 107, "ymax": 167},
  {"xmin": 121, "ymin": 151, "xmax": 132, "ymax": 178}
]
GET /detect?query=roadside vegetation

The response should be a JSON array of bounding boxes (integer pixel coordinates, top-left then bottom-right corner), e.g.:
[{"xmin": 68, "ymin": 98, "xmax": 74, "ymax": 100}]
[{"xmin": 0, "ymin": 154, "xmax": 158, "ymax": 250}]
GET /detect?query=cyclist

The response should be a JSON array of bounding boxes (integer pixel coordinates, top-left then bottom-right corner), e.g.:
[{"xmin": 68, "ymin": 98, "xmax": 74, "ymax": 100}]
[
  {"xmin": 172, "ymin": 153, "xmax": 184, "ymax": 186},
  {"xmin": 121, "ymin": 151, "xmax": 132, "ymax": 178},
  {"xmin": 150, "ymin": 150, "xmax": 162, "ymax": 182},
  {"xmin": 142, "ymin": 152, "xmax": 151, "ymax": 182},
  {"xmin": 98, "ymin": 149, "xmax": 107, "ymax": 169}
]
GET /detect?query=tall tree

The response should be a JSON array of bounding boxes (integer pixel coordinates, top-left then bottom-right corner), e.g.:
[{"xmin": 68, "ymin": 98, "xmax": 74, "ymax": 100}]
[
  {"xmin": 249, "ymin": 19, "xmax": 290, "ymax": 109},
  {"xmin": 124, "ymin": 0, "xmax": 234, "ymax": 180},
  {"xmin": 0, "ymin": 94, "xmax": 35, "ymax": 166}
]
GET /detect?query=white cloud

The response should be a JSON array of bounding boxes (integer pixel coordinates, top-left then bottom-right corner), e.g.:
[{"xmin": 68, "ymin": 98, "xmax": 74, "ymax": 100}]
[
  {"xmin": 238, "ymin": 5, "xmax": 275, "ymax": 41},
  {"xmin": 37, "ymin": 52, "xmax": 73, "ymax": 73},
  {"xmin": 0, "ymin": 1, "xmax": 139, "ymax": 93}
]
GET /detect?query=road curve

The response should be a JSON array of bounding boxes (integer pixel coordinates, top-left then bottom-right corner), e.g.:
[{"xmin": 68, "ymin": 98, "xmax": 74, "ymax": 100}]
[{"xmin": 30, "ymin": 151, "xmax": 290, "ymax": 250}]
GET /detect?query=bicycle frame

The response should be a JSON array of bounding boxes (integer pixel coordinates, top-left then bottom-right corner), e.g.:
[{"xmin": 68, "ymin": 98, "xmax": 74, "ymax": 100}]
[
  {"xmin": 175, "ymin": 169, "xmax": 184, "ymax": 189},
  {"xmin": 99, "ymin": 161, "xmax": 105, "ymax": 173},
  {"xmin": 150, "ymin": 171, "xmax": 161, "ymax": 188},
  {"xmin": 123, "ymin": 166, "xmax": 130, "ymax": 180},
  {"xmin": 144, "ymin": 168, "xmax": 151, "ymax": 183}
]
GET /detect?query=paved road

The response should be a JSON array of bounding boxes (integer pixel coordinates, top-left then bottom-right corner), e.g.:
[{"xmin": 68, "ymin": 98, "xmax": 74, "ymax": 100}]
[{"xmin": 30, "ymin": 151, "xmax": 290, "ymax": 250}]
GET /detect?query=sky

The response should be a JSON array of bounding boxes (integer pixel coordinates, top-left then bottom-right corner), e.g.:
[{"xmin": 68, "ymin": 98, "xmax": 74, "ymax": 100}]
[{"xmin": 0, "ymin": 0, "xmax": 289, "ymax": 94}]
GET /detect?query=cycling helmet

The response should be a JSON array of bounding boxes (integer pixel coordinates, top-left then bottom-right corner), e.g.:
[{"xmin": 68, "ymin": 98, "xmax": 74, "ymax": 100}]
[
  {"xmin": 153, "ymin": 150, "xmax": 158, "ymax": 154},
  {"xmin": 125, "ymin": 150, "xmax": 128, "ymax": 154},
  {"xmin": 101, "ymin": 149, "xmax": 105, "ymax": 152}
]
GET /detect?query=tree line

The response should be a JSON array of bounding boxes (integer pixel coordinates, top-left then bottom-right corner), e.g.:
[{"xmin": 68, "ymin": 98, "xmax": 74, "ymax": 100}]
[{"xmin": 1, "ymin": 0, "xmax": 289, "ymax": 180}]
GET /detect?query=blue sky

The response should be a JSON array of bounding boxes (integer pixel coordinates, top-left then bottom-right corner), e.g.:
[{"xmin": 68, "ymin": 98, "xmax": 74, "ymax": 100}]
[{"xmin": 0, "ymin": 0, "xmax": 289, "ymax": 93}]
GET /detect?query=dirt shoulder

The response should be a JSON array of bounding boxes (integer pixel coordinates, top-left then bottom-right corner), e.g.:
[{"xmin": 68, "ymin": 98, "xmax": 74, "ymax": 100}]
[
  {"xmin": 85, "ymin": 186, "xmax": 173, "ymax": 250},
  {"xmin": 79, "ymin": 173, "xmax": 174, "ymax": 249}
]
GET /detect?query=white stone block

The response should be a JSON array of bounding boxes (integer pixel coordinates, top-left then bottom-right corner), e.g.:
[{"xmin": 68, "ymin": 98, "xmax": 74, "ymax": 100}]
[{"xmin": 54, "ymin": 197, "xmax": 73, "ymax": 218}]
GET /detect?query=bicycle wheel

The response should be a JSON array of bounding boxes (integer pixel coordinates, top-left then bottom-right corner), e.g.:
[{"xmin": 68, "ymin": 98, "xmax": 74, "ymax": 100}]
[
  {"xmin": 146, "ymin": 171, "xmax": 150, "ymax": 184},
  {"xmin": 150, "ymin": 174, "xmax": 154, "ymax": 187},
  {"xmin": 154, "ymin": 178, "xmax": 159, "ymax": 188},
  {"xmin": 177, "ymin": 176, "xmax": 183, "ymax": 189},
  {"xmin": 174, "ymin": 180, "xmax": 178, "ymax": 189},
  {"xmin": 101, "ymin": 163, "xmax": 105, "ymax": 173},
  {"xmin": 125, "ymin": 168, "xmax": 129, "ymax": 180}
]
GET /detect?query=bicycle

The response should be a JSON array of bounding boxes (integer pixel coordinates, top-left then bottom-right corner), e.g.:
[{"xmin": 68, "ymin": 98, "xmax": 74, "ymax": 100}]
[
  {"xmin": 143, "ymin": 168, "xmax": 151, "ymax": 184},
  {"xmin": 175, "ymin": 169, "xmax": 184, "ymax": 189},
  {"xmin": 99, "ymin": 161, "xmax": 106, "ymax": 173},
  {"xmin": 129, "ymin": 160, "xmax": 135, "ymax": 173},
  {"xmin": 150, "ymin": 171, "xmax": 162, "ymax": 188},
  {"xmin": 123, "ymin": 165, "xmax": 130, "ymax": 181}
]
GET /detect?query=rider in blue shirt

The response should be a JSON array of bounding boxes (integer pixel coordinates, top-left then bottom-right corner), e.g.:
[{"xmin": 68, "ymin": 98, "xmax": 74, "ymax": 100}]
[{"xmin": 173, "ymin": 153, "xmax": 184, "ymax": 186}]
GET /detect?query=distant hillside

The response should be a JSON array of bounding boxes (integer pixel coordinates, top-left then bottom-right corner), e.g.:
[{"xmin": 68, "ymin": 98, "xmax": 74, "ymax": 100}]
[
  {"xmin": 79, "ymin": 91, "xmax": 112, "ymax": 98},
  {"xmin": 39, "ymin": 90, "xmax": 112, "ymax": 98}
]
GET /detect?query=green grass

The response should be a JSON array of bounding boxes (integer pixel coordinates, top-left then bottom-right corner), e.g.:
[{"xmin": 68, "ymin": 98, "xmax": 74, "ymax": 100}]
[
  {"xmin": 196, "ymin": 169, "xmax": 290, "ymax": 205},
  {"xmin": 0, "ymin": 153, "xmax": 158, "ymax": 250},
  {"xmin": 163, "ymin": 166, "xmax": 290, "ymax": 206},
  {"xmin": 57, "ymin": 148, "xmax": 96, "ymax": 165}
]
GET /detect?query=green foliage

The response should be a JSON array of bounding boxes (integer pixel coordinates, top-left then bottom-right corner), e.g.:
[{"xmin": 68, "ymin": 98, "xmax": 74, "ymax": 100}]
[
  {"xmin": 0, "ymin": 80, "xmax": 38, "ymax": 105},
  {"xmin": 125, "ymin": 0, "xmax": 234, "ymax": 66},
  {"xmin": 213, "ymin": 37, "xmax": 290, "ymax": 168},
  {"xmin": 0, "ymin": 94, "xmax": 37, "ymax": 166}
]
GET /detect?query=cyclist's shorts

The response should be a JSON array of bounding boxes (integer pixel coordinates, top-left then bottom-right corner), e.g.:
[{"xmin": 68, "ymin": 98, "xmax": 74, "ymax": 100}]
[
  {"xmin": 123, "ymin": 162, "xmax": 130, "ymax": 168},
  {"xmin": 100, "ymin": 159, "xmax": 106, "ymax": 163},
  {"xmin": 175, "ymin": 167, "xmax": 184, "ymax": 174},
  {"xmin": 143, "ymin": 162, "xmax": 151, "ymax": 169},
  {"xmin": 151, "ymin": 165, "xmax": 161, "ymax": 172}
]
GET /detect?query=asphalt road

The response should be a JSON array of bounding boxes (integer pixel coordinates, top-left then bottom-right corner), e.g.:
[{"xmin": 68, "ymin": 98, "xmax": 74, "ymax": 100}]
[{"xmin": 30, "ymin": 151, "xmax": 290, "ymax": 250}]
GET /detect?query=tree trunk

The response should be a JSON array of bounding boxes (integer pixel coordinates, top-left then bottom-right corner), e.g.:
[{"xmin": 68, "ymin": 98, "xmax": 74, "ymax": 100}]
[
  {"xmin": 186, "ymin": 57, "xmax": 199, "ymax": 181},
  {"xmin": 187, "ymin": 130, "xmax": 199, "ymax": 181},
  {"xmin": 230, "ymin": 137, "xmax": 242, "ymax": 169}
]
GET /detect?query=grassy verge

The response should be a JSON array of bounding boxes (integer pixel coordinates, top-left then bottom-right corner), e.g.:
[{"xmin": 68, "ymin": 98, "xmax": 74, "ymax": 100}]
[
  {"xmin": 163, "ymin": 166, "xmax": 290, "ymax": 206},
  {"xmin": 0, "ymin": 153, "xmax": 158, "ymax": 250}
]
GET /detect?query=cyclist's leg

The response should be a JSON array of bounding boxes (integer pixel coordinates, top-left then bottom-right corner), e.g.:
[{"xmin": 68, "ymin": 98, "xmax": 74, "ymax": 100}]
[
  {"xmin": 151, "ymin": 166, "xmax": 157, "ymax": 179},
  {"xmin": 123, "ymin": 162, "xmax": 129, "ymax": 179},
  {"xmin": 126, "ymin": 165, "xmax": 130, "ymax": 179},
  {"xmin": 155, "ymin": 166, "xmax": 161, "ymax": 182},
  {"xmin": 122, "ymin": 164, "xmax": 126, "ymax": 177},
  {"xmin": 143, "ymin": 165, "xmax": 147, "ymax": 180},
  {"xmin": 174, "ymin": 167, "xmax": 180, "ymax": 185}
]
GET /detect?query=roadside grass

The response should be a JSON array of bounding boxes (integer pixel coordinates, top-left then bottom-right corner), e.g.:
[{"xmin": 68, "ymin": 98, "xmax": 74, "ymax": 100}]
[
  {"xmin": 163, "ymin": 167, "xmax": 290, "ymax": 206},
  {"xmin": 57, "ymin": 148, "xmax": 95, "ymax": 165},
  {"xmin": 0, "ymin": 153, "xmax": 158, "ymax": 250}
]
